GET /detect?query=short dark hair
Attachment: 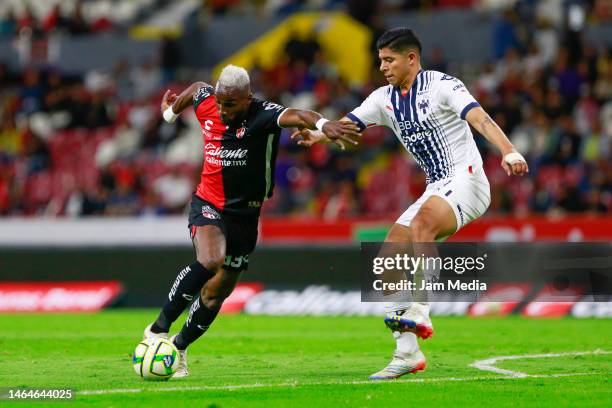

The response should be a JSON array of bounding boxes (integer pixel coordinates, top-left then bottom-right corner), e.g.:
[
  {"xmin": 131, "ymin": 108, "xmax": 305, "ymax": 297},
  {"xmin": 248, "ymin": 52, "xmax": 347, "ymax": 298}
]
[{"xmin": 376, "ymin": 28, "xmax": 422, "ymax": 54}]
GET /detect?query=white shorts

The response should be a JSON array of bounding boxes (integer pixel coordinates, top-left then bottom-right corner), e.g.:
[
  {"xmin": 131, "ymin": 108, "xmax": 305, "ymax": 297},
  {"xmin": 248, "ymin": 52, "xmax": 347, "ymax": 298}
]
[{"xmin": 396, "ymin": 167, "xmax": 491, "ymax": 236}]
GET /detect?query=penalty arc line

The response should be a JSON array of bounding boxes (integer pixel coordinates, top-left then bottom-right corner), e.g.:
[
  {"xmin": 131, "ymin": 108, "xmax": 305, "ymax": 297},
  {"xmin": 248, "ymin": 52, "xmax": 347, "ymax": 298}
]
[{"xmin": 470, "ymin": 349, "xmax": 612, "ymax": 378}]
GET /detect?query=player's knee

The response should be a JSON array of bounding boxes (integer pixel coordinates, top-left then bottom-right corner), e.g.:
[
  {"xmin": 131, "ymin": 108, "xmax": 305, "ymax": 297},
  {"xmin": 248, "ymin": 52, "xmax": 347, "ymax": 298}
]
[{"xmin": 410, "ymin": 217, "xmax": 437, "ymax": 242}]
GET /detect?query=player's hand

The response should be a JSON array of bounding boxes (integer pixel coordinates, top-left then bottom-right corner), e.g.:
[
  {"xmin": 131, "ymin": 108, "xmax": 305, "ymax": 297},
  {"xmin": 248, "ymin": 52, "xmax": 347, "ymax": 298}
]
[
  {"xmin": 161, "ymin": 89, "xmax": 178, "ymax": 112},
  {"xmin": 291, "ymin": 128, "xmax": 348, "ymax": 150},
  {"xmin": 321, "ymin": 120, "xmax": 361, "ymax": 147},
  {"xmin": 501, "ymin": 151, "xmax": 529, "ymax": 176}
]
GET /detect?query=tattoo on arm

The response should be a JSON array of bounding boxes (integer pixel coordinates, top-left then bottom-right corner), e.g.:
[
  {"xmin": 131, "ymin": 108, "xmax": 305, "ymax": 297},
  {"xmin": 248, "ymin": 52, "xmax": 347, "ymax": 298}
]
[{"xmin": 478, "ymin": 115, "xmax": 497, "ymax": 133}]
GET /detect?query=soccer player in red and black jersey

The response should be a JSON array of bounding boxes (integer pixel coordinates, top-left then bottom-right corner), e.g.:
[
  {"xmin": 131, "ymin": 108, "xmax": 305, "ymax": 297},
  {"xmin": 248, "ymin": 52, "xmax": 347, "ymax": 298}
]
[{"xmin": 142, "ymin": 65, "xmax": 360, "ymax": 377}]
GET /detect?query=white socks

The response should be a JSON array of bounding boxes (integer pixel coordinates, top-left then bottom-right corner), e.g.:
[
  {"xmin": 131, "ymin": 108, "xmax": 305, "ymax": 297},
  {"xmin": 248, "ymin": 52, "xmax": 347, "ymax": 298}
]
[
  {"xmin": 394, "ymin": 331, "xmax": 419, "ymax": 356},
  {"xmin": 388, "ymin": 302, "xmax": 431, "ymax": 357}
]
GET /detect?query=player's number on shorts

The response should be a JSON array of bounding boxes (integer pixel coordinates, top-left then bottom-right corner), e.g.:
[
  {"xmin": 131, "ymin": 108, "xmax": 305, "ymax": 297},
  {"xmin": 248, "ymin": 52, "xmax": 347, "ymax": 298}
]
[{"xmin": 224, "ymin": 255, "xmax": 248, "ymax": 269}]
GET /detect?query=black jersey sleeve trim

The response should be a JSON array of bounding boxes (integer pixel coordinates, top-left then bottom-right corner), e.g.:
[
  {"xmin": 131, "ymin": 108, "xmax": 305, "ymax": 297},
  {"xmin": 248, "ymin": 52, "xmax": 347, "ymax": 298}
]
[{"xmin": 193, "ymin": 85, "xmax": 215, "ymax": 111}]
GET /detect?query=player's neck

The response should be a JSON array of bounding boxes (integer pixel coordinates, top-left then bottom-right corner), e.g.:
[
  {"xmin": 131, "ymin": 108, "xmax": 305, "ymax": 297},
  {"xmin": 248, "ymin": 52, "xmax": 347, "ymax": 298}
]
[{"xmin": 399, "ymin": 67, "xmax": 422, "ymax": 92}]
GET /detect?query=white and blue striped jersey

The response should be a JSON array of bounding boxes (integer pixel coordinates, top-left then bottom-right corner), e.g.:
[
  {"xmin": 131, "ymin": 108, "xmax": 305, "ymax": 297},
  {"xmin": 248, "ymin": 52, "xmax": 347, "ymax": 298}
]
[{"xmin": 347, "ymin": 70, "xmax": 483, "ymax": 184}]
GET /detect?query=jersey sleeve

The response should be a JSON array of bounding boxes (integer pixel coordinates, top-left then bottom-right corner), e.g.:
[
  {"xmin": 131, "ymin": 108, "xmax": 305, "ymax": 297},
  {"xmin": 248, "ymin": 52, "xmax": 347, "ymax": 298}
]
[
  {"xmin": 435, "ymin": 75, "xmax": 480, "ymax": 120},
  {"xmin": 346, "ymin": 88, "xmax": 385, "ymax": 131},
  {"xmin": 255, "ymin": 99, "xmax": 288, "ymax": 130},
  {"xmin": 193, "ymin": 85, "xmax": 215, "ymax": 111}
]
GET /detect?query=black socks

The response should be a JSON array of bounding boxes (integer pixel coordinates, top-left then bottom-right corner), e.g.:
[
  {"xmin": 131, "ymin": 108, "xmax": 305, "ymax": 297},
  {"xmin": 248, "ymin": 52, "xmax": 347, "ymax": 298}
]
[
  {"xmin": 173, "ymin": 296, "xmax": 220, "ymax": 350},
  {"xmin": 151, "ymin": 262, "xmax": 214, "ymax": 333}
]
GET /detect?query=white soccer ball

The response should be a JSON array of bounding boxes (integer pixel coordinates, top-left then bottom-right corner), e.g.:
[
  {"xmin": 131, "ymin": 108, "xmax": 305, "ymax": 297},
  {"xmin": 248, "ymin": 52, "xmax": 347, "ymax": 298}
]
[{"xmin": 132, "ymin": 338, "xmax": 179, "ymax": 381}]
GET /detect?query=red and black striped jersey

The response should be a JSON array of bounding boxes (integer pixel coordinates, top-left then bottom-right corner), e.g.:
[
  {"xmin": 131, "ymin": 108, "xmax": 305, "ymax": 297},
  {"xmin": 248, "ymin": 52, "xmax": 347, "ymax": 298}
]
[{"xmin": 193, "ymin": 85, "xmax": 286, "ymax": 216}]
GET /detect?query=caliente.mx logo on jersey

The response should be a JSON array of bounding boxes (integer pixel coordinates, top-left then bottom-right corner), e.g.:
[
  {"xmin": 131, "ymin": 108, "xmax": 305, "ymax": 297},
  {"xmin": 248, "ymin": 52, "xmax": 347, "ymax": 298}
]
[{"xmin": 204, "ymin": 143, "xmax": 248, "ymax": 166}]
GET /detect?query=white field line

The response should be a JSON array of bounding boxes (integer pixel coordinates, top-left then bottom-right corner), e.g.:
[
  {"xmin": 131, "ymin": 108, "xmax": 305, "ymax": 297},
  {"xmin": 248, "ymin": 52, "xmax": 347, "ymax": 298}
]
[
  {"xmin": 78, "ymin": 373, "xmax": 595, "ymax": 396},
  {"xmin": 79, "ymin": 349, "xmax": 610, "ymax": 396},
  {"xmin": 470, "ymin": 349, "xmax": 612, "ymax": 378}
]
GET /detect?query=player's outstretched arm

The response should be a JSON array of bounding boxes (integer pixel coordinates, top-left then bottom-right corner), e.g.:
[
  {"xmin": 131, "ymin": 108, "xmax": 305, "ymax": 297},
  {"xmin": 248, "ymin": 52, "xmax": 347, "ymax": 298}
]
[
  {"xmin": 279, "ymin": 110, "xmax": 361, "ymax": 149},
  {"xmin": 466, "ymin": 106, "xmax": 529, "ymax": 176},
  {"xmin": 288, "ymin": 116, "xmax": 360, "ymax": 150},
  {"xmin": 161, "ymin": 81, "xmax": 209, "ymax": 122}
]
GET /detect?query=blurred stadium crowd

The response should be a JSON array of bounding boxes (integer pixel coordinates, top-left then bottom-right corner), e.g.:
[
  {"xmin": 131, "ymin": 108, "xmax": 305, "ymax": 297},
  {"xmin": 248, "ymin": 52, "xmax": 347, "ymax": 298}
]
[{"xmin": 0, "ymin": 0, "xmax": 610, "ymax": 218}]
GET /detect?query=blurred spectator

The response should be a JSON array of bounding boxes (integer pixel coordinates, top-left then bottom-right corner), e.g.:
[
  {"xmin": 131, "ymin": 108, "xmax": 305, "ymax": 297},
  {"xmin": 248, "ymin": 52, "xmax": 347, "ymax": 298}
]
[
  {"xmin": 284, "ymin": 29, "xmax": 322, "ymax": 67},
  {"xmin": 131, "ymin": 61, "xmax": 162, "ymax": 100},
  {"xmin": 427, "ymin": 47, "xmax": 448, "ymax": 73},
  {"xmin": 160, "ymin": 36, "xmax": 183, "ymax": 84},
  {"xmin": 0, "ymin": 9, "xmax": 17, "ymax": 38},
  {"xmin": 152, "ymin": 165, "xmax": 193, "ymax": 213},
  {"xmin": 67, "ymin": 1, "xmax": 91, "ymax": 35},
  {"xmin": 346, "ymin": 0, "xmax": 379, "ymax": 27},
  {"xmin": 492, "ymin": 9, "xmax": 523, "ymax": 59},
  {"xmin": 0, "ymin": 2, "xmax": 610, "ymax": 219}
]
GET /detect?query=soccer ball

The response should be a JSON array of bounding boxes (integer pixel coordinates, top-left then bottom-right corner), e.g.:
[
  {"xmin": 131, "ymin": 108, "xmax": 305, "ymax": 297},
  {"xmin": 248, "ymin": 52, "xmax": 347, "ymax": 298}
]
[{"xmin": 132, "ymin": 338, "xmax": 179, "ymax": 381}]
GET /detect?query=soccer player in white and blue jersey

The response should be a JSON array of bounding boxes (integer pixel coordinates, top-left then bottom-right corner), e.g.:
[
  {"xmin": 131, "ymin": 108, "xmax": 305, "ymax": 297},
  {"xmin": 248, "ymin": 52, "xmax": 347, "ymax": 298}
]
[{"xmin": 293, "ymin": 28, "xmax": 528, "ymax": 379}]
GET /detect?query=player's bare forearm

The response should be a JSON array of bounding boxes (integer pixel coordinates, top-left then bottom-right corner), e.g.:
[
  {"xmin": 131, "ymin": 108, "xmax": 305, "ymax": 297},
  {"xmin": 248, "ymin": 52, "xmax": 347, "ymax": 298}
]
[
  {"xmin": 466, "ymin": 107, "xmax": 514, "ymax": 155},
  {"xmin": 162, "ymin": 82, "xmax": 208, "ymax": 115},
  {"xmin": 278, "ymin": 108, "xmax": 324, "ymax": 129},
  {"xmin": 288, "ymin": 115, "xmax": 361, "ymax": 150},
  {"xmin": 466, "ymin": 106, "xmax": 528, "ymax": 176},
  {"xmin": 281, "ymin": 111, "xmax": 361, "ymax": 148}
]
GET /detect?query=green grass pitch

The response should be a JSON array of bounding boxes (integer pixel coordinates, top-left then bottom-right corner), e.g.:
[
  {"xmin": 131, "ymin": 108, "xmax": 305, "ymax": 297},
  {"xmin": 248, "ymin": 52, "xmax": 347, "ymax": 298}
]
[{"xmin": 0, "ymin": 311, "xmax": 610, "ymax": 407}]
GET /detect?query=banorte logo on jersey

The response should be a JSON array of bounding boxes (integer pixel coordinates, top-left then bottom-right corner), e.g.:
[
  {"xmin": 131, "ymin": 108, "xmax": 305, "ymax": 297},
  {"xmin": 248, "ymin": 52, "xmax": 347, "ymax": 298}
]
[
  {"xmin": 398, "ymin": 122, "xmax": 433, "ymax": 144},
  {"xmin": 205, "ymin": 143, "xmax": 248, "ymax": 166}
]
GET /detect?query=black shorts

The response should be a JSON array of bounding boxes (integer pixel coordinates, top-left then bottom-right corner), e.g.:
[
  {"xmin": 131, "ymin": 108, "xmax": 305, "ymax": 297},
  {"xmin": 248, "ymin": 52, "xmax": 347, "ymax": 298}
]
[{"xmin": 188, "ymin": 194, "xmax": 258, "ymax": 272}]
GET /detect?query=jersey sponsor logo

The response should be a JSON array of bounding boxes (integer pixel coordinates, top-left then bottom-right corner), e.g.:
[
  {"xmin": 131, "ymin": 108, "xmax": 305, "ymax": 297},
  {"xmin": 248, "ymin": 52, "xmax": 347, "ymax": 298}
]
[
  {"xmin": 236, "ymin": 126, "xmax": 246, "ymax": 139},
  {"xmin": 452, "ymin": 83, "xmax": 465, "ymax": 91},
  {"xmin": 441, "ymin": 74, "xmax": 458, "ymax": 81},
  {"xmin": 202, "ymin": 119, "xmax": 221, "ymax": 139},
  {"xmin": 204, "ymin": 143, "xmax": 248, "ymax": 166},
  {"xmin": 401, "ymin": 129, "xmax": 434, "ymax": 145},
  {"xmin": 397, "ymin": 121, "xmax": 433, "ymax": 142},
  {"xmin": 263, "ymin": 101, "xmax": 284, "ymax": 112},
  {"xmin": 201, "ymin": 204, "xmax": 221, "ymax": 220},
  {"xmin": 195, "ymin": 86, "xmax": 212, "ymax": 100}
]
